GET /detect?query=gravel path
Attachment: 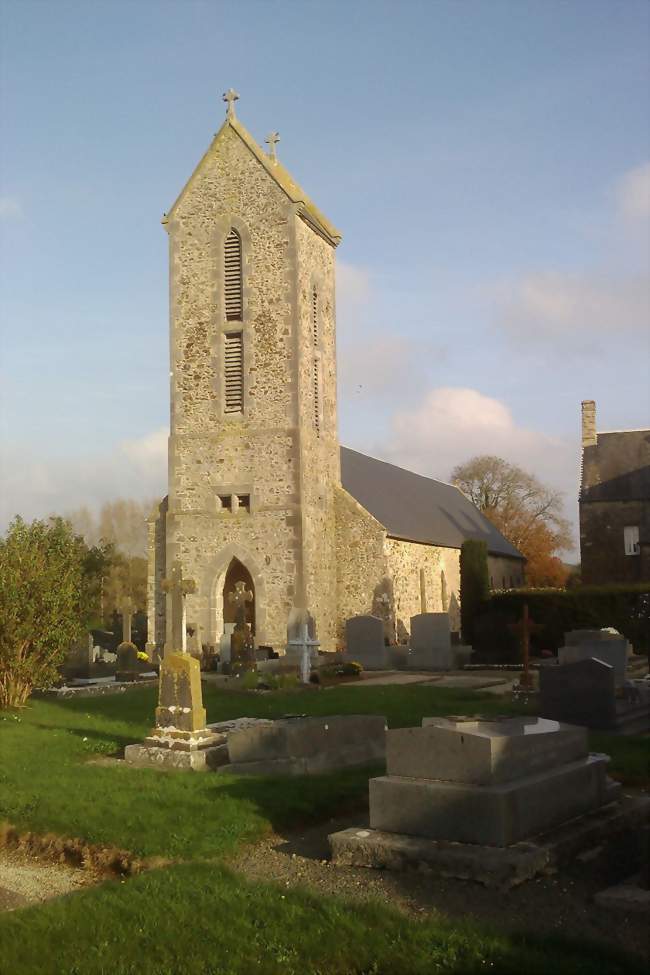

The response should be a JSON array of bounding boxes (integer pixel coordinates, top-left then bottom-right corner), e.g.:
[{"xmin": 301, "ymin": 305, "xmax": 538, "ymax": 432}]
[
  {"xmin": 0, "ymin": 849, "xmax": 93, "ymax": 912},
  {"xmin": 228, "ymin": 814, "xmax": 650, "ymax": 962}
]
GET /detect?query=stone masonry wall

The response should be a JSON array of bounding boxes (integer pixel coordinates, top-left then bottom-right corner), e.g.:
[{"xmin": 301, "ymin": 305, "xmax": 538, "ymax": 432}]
[
  {"xmin": 334, "ymin": 487, "xmax": 388, "ymax": 644},
  {"xmin": 385, "ymin": 538, "xmax": 461, "ymax": 638}
]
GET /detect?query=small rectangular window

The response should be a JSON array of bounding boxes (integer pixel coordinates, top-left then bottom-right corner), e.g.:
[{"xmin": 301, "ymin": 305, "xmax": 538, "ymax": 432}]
[
  {"xmin": 218, "ymin": 495, "xmax": 232, "ymax": 511},
  {"xmin": 237, "ymin": 494, "xmax": 250, "ymax": 512},
  {"xmin": 224, "ymin": 332, "xmax": 244, "ymax": 413},
  {"xmin": 624, "ymin": 526, "xmax": 640, "ymax": 556}
]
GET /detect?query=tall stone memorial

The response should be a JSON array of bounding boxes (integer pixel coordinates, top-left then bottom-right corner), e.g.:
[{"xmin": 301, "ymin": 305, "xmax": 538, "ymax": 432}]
[{"xmin": 125, "ymin": 562, "xmax": 227, "ymax": 770}]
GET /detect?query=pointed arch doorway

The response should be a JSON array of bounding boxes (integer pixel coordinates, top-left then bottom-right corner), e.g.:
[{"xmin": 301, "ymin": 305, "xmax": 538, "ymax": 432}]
[{"xmin": 222, "ymin": 557, "xmax": 256, "ymax": 636}]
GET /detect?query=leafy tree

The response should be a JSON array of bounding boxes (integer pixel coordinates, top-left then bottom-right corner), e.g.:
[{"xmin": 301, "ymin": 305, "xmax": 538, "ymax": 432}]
[
  {"xmin": 451, "ymin": 456, "xmax": 571, "ymax": 587},
  {"xmin": 0, "ymin": 517, "xmax": 97, "ymax": 708},
  {"xmin": 459, "ymin": 540, "xmax": 489, "ymax": 644}
]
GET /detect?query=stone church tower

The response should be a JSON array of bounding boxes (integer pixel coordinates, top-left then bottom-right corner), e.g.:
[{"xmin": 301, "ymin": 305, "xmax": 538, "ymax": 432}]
[{"xmin": 148, "ymin": 91, "xmax": 343, "ymax": 654}]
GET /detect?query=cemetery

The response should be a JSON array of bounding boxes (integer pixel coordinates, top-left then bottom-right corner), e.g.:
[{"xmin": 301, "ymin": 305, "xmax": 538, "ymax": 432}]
[{"xmin": 2, "ymin": 10, "xmax": 650, "ymax": 972}]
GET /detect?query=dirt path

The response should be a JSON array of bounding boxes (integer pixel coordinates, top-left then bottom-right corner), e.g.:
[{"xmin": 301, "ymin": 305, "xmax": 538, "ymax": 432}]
[
  {"xmin": 0, "ymin": 848, "xmax": 94, "ymax": 912},
  {"xmin": 228, "ymin": 814, "xmax": 650, "ymax": 962}
]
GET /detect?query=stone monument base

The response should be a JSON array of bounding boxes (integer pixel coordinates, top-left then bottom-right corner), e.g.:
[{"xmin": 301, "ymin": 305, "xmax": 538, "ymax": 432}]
[
  {"xmin": 329, "ymin": 795, "xmax": 650, "ymax": 889},
  {"xmin": 124, "ymin": 728, "xmax": 228, "ymax": 771}
]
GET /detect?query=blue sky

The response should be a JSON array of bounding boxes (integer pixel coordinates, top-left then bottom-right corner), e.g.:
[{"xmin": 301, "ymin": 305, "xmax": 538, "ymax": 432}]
[{"xmin": 1, "ymin": 0, "xmax": 649, "ymax": 556}]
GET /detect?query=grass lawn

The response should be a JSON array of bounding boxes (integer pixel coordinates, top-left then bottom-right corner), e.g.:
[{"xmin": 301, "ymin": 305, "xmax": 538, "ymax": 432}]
[
  {"xmin": 0, "ymin": 683, "xmax": 646, "ymax": 974},
  {"xmin": 0, "ymin": 861, "xmax": 644, "ymax": 975}
]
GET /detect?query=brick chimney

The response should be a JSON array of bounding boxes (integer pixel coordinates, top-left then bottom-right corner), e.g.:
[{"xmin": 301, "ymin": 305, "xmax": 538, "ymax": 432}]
[{"xmin": 581, "ymin": 400, "xmax": 597, "ymax": 447}]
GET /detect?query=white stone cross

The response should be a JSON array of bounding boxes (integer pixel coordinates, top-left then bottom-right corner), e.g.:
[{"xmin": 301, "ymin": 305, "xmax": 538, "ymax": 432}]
[
  {"xmin": 288, "ymin": 623, "xmax": 320, "ymax": 684},
  {"xmin": 223, "ymin": 88, "xmax": 239, "ymax": 119},
  {"xmin": 265, "ymin": 131, "xmax": 280, "ymax": 163},
  {"xmin": 161, "ymin": 561, "xmax": 197, "ymax": 653}
]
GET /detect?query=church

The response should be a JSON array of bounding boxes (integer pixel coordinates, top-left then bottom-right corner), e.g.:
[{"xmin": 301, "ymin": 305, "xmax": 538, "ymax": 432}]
[{"xmin": 147, "ymin": 91, "xmax": 524, "ymax": 657}]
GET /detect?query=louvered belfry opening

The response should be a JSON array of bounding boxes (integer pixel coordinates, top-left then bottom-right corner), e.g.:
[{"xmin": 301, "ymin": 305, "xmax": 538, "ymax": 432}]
[
  {"xmin": 224, "ymin": 229, "xmax": 243, "ymax": 321},
  {"xmin": 224, "ymin": 332, "xmax": 244, "ymax": 413},
  {"xmin": 312, "ymin": 288, "xmax": 318, "ymax": 346}
]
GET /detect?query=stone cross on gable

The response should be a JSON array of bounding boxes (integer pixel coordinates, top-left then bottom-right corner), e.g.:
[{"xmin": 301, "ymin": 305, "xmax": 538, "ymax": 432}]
[
  {"xmin": 265, "ymin": 131, "xmax": 280, "ymax": 163},
  {"xmin": 120, "ymin": 596, "xmax": 134, "ymax": 644},
  {"xmin": 223, "ymin": 88, "xmax": 239, "ymax": 119},
  {"xmin": 228, "ymin": 580, "xmax": 253, "ymax": 625},
  {"xmin": 161, "ymin": 561, "xmax": 197, "ymax": 653}
]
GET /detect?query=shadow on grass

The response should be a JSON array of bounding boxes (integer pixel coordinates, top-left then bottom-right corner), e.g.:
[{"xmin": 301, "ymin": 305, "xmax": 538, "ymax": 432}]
[{"xmin": 31, "ymin": 723, "xmax": 137, "ymax": 755}]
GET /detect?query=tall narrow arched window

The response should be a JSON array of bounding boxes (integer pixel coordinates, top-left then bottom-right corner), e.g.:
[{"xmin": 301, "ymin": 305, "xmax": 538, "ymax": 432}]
[{"xmin": 224, "ymin": 229, "xmax": 243, "ymax": 321}]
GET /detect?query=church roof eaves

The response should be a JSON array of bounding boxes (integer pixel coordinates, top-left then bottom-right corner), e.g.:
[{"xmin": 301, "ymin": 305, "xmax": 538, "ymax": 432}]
[
  {"xmin": 340, "ymin": 446, "xmax": 525, "ymax": 560},
  {"xmin": 163, "ymin": 117, "xmax": 342, "ymax": 248}
]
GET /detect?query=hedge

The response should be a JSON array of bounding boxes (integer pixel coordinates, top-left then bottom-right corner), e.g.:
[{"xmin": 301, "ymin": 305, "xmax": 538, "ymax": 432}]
[
  {"xmin": 473, "ymin": 584, "xmax": 650, "ymax": 661},
  {"xmin": 460, "ymin": 540, "xmax": 489, "ymax": 644}
]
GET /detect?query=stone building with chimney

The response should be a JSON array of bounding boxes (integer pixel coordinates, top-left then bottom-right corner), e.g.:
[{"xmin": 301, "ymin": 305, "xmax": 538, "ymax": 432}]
[
  {"xmin": 579, "ymin": 400, "xmax": 650, "ymax": 585},
  {"xmin": 147, "ymin": 92, "xmax": 524, "ymax": 657}
]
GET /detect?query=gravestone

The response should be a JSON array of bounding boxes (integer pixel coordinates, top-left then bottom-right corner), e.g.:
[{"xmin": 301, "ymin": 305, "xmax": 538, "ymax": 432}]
[
  {"xmin": 407, "ymin": 613, "xmax": 472, "ymax": 670},
  {"xmin": 219, "ymin": 622, "xmax": 235, "ymax": 669},
  {"xmin": 231, "ymin": 621, "xmax": 255, "ymax": 672},
  {"xmin": 408, "ymin": 613, "xmax": 453, "ymax": 670},
  {"xmin": 540, "ymin": 657, "xmax": 617, "ymax": 730},
  {"xmin": 345, "ymin": 615, "xmax": 388, "ymax": 670},
  {"xmin": 558, "ymin": 637, "xmax": 628, "ymax": 685},
  {"xmin": 125, "ymin": 564, "xmax": 226, "ymax": 770},
  {"xmin": 115, "ymin": 641, "xmax": 139, "ymax": 681}
]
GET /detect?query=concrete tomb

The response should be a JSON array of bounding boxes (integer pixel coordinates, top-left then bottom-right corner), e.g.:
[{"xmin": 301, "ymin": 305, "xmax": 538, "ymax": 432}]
[
  {"xmin": 223, "ymin": 714, "xmax": 387, "ymax": 776},
  {"xmin": 328, "ymin": 714, "xmax": 646, "ymax": 886},
  {"xmin": 345, "ymin": 615, "xmax": 389, "ymax": 671}
]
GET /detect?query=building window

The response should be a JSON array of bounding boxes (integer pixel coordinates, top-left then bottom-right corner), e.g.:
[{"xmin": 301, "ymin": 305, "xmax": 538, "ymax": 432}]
[
  {"xmin": 624, "ymin": 526, "xmax": 640, "ymax": 556},
  {"xmin": 218, "ymin": 495, "xmax": 232, "ymax": 511},
  {"xmin": 237, "ymin": 494, "xmax": 250, "ymax": 513},
  {"xmin": 224, "ymin": 332, "xmax": 244, "ymax": 413},
  {"xmin": 224, "ymin": 229, "xmax": 243, "ymax": 321}
]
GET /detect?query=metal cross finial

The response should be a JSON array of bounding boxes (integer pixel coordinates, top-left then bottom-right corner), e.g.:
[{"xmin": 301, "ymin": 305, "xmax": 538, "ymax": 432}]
[
  {"xmin": 223, "ymin": 88, "xmax": 240, "ymax": 119},
  {"xmin": 265, "ymin": 131, "xmax": 280, "ymax": 163}
]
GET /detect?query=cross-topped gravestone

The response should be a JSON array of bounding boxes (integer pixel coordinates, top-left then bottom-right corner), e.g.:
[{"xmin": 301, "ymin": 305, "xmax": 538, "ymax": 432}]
[
  {"xmin": 508, "ymin": 603, "xmax": 543, "ymax": 689},
  {"xmin": 223, "ymin": 88, "xmax": 239, "ymax": 119},
  {"xmin": 228, "ymin": 581, "xmax": 253, "ymax": 626},
  {"xmin": 162, "ymin": 561, "xmax": 197, "ymax": 653},
  {"xmin": 265, "ymin": 131, "xmax": 280, "ymax": 163},
  {"xmin": 120, "ymin": 596, "xmax": 134, "ymax": 644}
]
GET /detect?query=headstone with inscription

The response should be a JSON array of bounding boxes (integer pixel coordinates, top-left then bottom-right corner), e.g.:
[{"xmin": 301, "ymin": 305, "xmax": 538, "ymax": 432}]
[{"xmin": 540, "ymin": 657, "xmax": 617, "ymax": 730}]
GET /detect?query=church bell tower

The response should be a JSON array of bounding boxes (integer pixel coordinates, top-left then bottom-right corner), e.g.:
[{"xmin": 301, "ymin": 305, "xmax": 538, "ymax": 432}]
[{"xmin": 148, "ymin": 91, "xmax": 343, "ymax": 654}]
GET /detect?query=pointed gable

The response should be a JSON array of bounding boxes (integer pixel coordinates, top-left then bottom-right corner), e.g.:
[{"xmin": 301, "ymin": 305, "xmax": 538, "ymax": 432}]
[{"xmin": 163, "ymin": 114, "xmax": 342, "ymax": 247}]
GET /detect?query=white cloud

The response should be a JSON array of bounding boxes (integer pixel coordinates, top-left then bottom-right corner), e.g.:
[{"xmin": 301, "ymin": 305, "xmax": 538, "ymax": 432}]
[
  {"xmin": 617, "ymin": 162, "xmax": 650, "ymax": 222},
  {"xmin": 495, "ymin": 270, "xmax": 649, "ymax": 346},
  {"xmin": 0, "ymin": 196, "xmax": 23, "ymax": 220},
  {"xmin": 377, "ymin": 387, "xmax": 577, "ymax": 530},
  {"xmin": 0, "ymin": 428, "xmax": 168, "ymax": 529},
  {"xmin": 336, "ymin": 261, "xmax": 371, "ymax": 316}
]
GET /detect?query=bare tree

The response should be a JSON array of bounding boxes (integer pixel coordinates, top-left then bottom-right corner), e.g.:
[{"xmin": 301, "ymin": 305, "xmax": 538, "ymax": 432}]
[{"xmin": 451, "ymin": 456, "xmax": 571, "ymax": 586}]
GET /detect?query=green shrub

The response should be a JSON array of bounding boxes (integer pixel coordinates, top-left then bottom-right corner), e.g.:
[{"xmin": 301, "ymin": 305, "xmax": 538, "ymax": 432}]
[
  {"xmin": 483, "ymin": 585, "xmax": 650, "ymax": 655},
  {"xmin": 319, "ymin": 660, "xmax": 363, "ymax": 679},
  {"xmin": 459, "ymin": 540, "xmax": 489, "ymax": 644}
]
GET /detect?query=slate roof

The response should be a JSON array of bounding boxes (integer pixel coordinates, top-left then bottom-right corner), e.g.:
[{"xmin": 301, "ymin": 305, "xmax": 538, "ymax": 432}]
[
  {"xmin": 580, "ymin": 429, "xmax": 650, "ymax": 502},
  {"xmin": 340, "ymin": 447, "xmax": 524, "ymax": 560},
  {"xmin": 164, "ymin": 114, "xmax": 342, "ymax": 247}
]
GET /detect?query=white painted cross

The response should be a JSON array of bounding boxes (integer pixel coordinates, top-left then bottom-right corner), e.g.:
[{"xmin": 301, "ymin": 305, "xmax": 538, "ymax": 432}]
[
  {"xmin": 223, "ymin": 88, "xmax": 239, "ymax": 119},
  {"xmin": 161, "ymin": 561, "xmax": 197, "ymax": 653},
  {"xmin": 265, "ymin": 131, "xmax": 280, "ymax": 163},
  {"xmin": 288, "ymin": 623, "xmax": 320, "ymax": 684}
]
